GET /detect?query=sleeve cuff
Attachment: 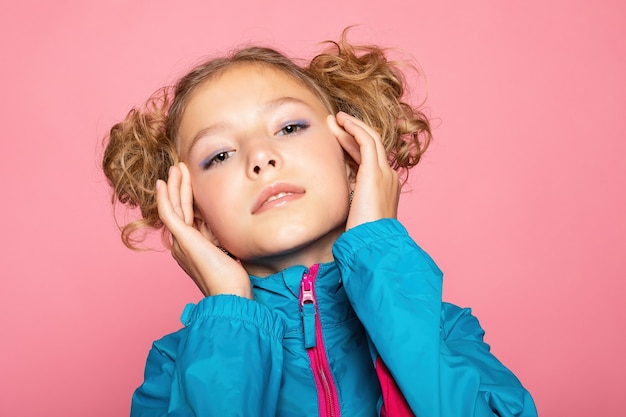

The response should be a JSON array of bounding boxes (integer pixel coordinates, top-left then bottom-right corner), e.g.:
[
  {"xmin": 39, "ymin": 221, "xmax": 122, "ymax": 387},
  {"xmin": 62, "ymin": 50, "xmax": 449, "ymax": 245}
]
[
  {"xmin": 332, "ymin": 218, "xmax": 410, "ymax": 262},
  {"xmin": 180, "ymin": 295, "xmax": 285, "ymax": 341}
]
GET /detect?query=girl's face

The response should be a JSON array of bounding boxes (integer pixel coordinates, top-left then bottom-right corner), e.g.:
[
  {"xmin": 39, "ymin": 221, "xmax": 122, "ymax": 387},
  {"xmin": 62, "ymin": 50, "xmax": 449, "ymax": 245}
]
[{"xmin": 177, "ymin": 64, "xmax": 352, "ymax": 276}]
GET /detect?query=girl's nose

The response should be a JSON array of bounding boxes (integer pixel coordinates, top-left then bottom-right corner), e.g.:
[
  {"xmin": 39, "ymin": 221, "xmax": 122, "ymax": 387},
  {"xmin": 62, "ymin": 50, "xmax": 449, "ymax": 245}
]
[
  {"xmin": 253, "ymin": 159, "xmax": 276, "ymax": 174},
  {"xmin": 247, "ymin": 140, "xmax": 281, "ymax": 177}
]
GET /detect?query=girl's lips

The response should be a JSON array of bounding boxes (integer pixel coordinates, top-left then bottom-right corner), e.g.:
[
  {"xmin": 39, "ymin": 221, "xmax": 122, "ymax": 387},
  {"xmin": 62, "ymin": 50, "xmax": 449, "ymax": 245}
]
[{"xmin": 252, "ymin": 183, "xmax": 305, "ymax": 214}]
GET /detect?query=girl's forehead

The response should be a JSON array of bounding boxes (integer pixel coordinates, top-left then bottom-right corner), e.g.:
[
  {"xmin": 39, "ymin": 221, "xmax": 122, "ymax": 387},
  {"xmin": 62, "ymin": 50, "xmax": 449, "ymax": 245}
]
[
  {"xmin": 201, "ymin": 62, "xmax": 311, "ymax": 95},
  {"xmin": 183, "ymin": 63, "xmax": 328, "ymax": 117}
]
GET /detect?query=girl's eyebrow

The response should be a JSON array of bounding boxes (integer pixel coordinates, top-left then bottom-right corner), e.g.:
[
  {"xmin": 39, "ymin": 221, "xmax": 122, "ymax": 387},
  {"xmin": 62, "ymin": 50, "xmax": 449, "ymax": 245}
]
[
  {"xmin": 186, "ymin": 96, "xmax": 312, "ymax": 156},
  {"xmin": 187, "ymin": 121, "xmax": 228, "ymax": 157},
  {"xmin": 262, "ymin": 96, "xmax": 310, "ymax": 113}
]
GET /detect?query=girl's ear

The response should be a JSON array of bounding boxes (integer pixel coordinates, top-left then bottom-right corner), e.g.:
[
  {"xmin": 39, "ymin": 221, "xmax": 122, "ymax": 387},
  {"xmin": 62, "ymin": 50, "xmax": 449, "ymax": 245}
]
[
  {"xmin": 194, "ymin": 216, "xmax": 221, "ymax": 247},
  {"xmin": 344, "ymin": 157, "xmax": 358, "ymax": 191}
]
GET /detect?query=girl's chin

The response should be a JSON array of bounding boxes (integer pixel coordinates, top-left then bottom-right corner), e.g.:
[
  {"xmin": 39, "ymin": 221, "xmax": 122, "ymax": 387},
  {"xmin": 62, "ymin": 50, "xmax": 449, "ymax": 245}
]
[{"xmin": 239, "ymin": 237, "xmax": 342, "ymax": 276}]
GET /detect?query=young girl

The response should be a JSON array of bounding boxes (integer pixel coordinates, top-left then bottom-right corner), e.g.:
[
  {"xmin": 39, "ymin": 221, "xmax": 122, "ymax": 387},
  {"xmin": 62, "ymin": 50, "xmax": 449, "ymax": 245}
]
[{"xmin": 103, "ymin": 32, "xmax": 537, "ymax": 417}]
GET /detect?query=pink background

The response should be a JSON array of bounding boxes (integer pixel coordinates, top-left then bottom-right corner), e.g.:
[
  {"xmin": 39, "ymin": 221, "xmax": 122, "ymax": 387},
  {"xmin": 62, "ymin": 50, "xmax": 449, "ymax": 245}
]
[{"xmin": 1, "ymin": 1, "xmax": 624, "ymax": 416}]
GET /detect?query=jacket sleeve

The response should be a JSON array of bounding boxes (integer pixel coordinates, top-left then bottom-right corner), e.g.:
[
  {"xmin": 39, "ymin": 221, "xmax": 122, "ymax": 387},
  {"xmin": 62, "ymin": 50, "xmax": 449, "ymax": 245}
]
[
  {"xmin": 130, "ymin": 295, "xmax": 285, "ymax": 417},
  {"xmin": 332, "ymin": 219, "xmax": 537, "ymax": 417}
]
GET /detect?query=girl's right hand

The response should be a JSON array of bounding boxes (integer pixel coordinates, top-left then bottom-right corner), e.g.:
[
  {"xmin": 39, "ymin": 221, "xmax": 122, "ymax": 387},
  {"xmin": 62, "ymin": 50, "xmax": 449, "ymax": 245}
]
[{"xmin": 156, "ymin": 163, "xmax": 252, "ymax": 299}]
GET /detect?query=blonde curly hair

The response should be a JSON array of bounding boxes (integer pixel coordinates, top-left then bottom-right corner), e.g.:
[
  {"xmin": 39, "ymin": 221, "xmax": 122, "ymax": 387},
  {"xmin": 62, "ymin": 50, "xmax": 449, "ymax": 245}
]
[{"xmin": 102, "ymin": 30, "xmax": 432, "ymax": 249}]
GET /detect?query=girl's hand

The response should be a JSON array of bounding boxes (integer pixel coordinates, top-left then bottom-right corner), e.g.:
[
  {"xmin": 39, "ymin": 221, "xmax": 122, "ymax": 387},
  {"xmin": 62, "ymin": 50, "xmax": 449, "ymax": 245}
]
[
  {"xmin": 156, "ymin": 163, "xmax": 252, "ymax": 299},
  {"xmin": 328, "ymin": 112, "xmax": 401, "ymax": 230}
]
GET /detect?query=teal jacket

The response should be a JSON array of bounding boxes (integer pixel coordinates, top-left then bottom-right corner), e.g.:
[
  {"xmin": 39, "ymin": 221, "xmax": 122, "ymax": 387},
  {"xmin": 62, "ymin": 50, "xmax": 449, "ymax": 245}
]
[{"xmin": 131, "ymin": 219, "xmax": 537, "ymax": 416}]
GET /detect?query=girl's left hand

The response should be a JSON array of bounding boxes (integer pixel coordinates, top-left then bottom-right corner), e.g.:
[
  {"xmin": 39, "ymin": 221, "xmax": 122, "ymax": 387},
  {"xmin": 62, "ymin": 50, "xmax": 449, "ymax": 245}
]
[{"xmin": 328, "ymin": 112, "xmax": 401, "ymax": 230}]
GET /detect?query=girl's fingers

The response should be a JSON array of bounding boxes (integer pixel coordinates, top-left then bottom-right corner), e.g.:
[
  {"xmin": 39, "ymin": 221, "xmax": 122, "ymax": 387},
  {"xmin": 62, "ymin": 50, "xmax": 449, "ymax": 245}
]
[
  {"xmin": 158, "ymin": 163, "xmax": 194, "ymax": 228},
  {"xmin": 166, "ymin": 165, "xmax": 184, "ymax": 220},
  {"xmin": 334, "ymin": 112, "xmax": 389, "ymax": 169},
  {"xmin": 337, "ymin": 112, "xmax": 381, "ymax": 144},
  {"xmin": 327, "ymin": 115, "xmax": 361, "ymax": 164},
  {"xmin": 156, "ymin": 179, "xmax": 182, "ymax": 234},
  {"xmin": 178, "ymin": 162, "xmax": 194, "ymax": 226}
]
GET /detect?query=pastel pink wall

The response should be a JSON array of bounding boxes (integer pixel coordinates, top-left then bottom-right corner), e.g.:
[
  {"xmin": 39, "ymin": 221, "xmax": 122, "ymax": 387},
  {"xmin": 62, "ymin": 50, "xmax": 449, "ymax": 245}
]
[{"xmin": 1, "ymin": 1, "xmax": 624, "ymax": 416}]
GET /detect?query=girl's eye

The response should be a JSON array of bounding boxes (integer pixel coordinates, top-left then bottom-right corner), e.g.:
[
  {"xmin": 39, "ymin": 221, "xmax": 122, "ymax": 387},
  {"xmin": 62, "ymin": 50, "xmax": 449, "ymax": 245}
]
[
  {"xmin": 200, "ymin": 150, "xmax": 235, "ymax": 170},
  {"xmin": 277, "ymin": 121, "xmax": 310, "ymax": 136}
]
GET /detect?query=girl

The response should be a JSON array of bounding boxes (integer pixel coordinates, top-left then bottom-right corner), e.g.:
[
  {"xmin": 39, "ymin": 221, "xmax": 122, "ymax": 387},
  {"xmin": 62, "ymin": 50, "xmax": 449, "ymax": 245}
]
[{"xmin": 103, "ymin": 32, "xmax": 537, "ymax": 417}]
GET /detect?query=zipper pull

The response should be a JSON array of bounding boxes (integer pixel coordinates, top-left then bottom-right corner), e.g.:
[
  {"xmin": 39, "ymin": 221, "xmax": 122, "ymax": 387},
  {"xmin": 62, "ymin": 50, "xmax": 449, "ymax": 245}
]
[{"xmin": 300, "ymin": 274, "xmax": 317, "ymax": 349}]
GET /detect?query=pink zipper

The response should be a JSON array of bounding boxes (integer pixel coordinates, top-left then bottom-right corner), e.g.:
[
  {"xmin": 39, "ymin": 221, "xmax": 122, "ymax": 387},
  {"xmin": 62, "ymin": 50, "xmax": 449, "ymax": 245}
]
[{"xmin": 300, "ymin": 264, "xmax": 341, "ymax": 417}]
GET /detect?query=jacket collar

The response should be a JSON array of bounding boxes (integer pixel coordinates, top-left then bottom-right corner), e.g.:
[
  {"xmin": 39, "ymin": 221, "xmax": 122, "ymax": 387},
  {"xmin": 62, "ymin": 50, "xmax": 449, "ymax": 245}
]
[
  {"xmin": 249, "ymin": 261, "xmax": 339, "ymax": 298},
  {"xmin": 249, "ymin": 262, "xmax": 344, "ymax": 328}
]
